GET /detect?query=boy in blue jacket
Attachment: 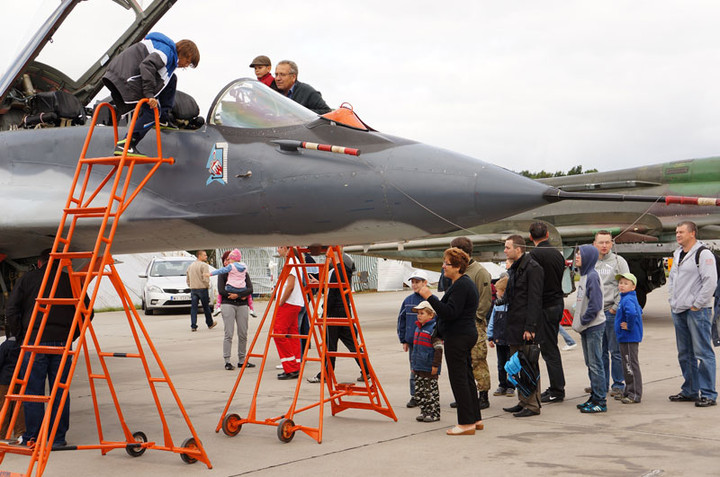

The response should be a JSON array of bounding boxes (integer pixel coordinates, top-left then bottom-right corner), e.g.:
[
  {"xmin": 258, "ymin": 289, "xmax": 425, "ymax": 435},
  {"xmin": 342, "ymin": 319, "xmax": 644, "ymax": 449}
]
[
  {"xmin": 397, "ymin": 271, "xmax": 432, "ymax": 408},
  {"xmin": 572, "ymin": 245, "xmax": 607, "ymax": 413},
  {"xmin": 615, "ymin": 272, "xmax": 644, "ymax": 404},
  {"xmin": 411, "ymin": 301, "xmax": 443, "ymax": 422}
]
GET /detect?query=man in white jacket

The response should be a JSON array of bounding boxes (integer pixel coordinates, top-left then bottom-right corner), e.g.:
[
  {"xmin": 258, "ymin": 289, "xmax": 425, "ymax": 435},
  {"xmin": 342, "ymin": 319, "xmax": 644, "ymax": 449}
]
[{"xmin": 668, "ymin": 221, "xmax": 718, "ymax": 407}]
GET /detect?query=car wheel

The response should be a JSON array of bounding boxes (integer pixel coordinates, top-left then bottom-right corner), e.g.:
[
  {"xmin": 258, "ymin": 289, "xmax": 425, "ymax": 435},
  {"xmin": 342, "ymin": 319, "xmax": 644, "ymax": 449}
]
[{"xmin": 142, "ymin": 299, "xmax": 154, "ymax": 315}]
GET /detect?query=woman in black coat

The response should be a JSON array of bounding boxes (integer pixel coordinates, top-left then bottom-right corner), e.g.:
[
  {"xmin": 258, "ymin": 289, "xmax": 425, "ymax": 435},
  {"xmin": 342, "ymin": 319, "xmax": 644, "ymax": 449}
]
[{"xmin": 420, "ymin": 247, "xmax": 481, "ymax": 435}]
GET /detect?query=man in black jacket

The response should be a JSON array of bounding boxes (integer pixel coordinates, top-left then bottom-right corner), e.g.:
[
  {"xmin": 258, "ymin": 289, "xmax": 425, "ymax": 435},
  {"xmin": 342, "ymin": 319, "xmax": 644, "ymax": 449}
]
[
  {"xmin": 501, "ymin": 235, "xmax": 544, "ymax": 417},
  {"xmin": 529, "ymin": 222, "xmax": 567, "ymax": 403},
  {"xmin": 274, "ymin": 60, "xmax": 332, "ymax": 114},
  {"xmin": 5, "ymin": 249, "xmax": 91, "ymax": 448}
]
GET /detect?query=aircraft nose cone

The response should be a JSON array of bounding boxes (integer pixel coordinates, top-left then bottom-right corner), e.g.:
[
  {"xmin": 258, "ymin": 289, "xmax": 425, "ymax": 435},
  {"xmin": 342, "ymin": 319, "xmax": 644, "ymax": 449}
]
[{"xmin": 381, "ymin": 143, "xmax": 550, "ymax": 234}]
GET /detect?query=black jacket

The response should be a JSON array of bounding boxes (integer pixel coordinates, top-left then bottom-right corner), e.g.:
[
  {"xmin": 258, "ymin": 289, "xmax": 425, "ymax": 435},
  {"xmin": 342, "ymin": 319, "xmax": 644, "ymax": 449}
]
[
  {"xmin": 505, "ymin": 253, "xmax": 544, "ymax": 345},
  {"xmin": 428, "ymin": 274, "xmax": 479, "ymax": 339},
  {"xmin": 529, "ymin": 240, "xmax": 565, "ymax": 308},
  {"xmin": 289, "ymin": 81, "xmax": 332, "ymax": 114},
  {"xmin": 218, "ymin": 272, "xmax": 253, "ymax": 306},
  {"xmin": 326, "ymin": 254, "xmax": 355, "ymax": 317},
  {"xmin": 5, "ymin": 264, "xmax": 91, "ymax": 343},
  {"xmin": 0, "ymin": 338, "xmax": 20, "ymax": 386}
]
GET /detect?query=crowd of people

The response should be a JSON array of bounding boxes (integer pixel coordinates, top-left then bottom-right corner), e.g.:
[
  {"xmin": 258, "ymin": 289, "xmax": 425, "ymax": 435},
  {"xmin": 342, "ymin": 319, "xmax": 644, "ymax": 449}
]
[{"xmin": 395, "ymin": 219, "xmax": 717, "ymax": 435}]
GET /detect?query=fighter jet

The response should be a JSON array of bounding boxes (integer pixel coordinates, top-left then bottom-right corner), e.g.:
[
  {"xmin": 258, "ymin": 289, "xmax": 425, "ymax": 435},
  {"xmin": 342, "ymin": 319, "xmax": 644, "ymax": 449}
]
[{"xmin": 0, "ymin": 0, "xmax": 717, "ymax": 307}]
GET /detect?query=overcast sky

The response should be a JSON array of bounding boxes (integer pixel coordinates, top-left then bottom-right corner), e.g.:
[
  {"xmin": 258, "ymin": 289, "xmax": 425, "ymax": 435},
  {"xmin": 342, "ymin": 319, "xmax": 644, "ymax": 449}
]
[{"xmin": 4, "ymin": 0, "xmax": 720, "ymax": 174}]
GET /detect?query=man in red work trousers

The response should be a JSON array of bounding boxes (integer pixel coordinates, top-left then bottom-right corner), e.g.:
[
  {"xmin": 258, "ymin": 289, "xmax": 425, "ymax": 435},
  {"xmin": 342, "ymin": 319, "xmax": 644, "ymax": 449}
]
[{"xmin": 274, "ymin": 246, "xmax": 303, "ymax": 379}]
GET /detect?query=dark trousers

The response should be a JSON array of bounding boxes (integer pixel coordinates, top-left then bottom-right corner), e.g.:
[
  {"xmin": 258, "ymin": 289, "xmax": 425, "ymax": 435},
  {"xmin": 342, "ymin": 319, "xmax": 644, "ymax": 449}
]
[
  {"xmin": 537, "ymin": 304, "xmax": 566, "ymax": 397},
  {"xmin": 21, "ymin": 342, "xmax": 71, "ymax": 445},
  {"xmin": 298, "ymin": 306, "xmax": 310, "ymax": 359},
  {"xmin": 190, "ymin": 288, "xmax": 214, "ymax": 329},
  {"xmin": 495, "ymin": 344, "xmax": 515, "ymax": 390},
  {"xmin": 445, "ymin": 333, "xmax": 481, "ymax": 425},
  {"xmin": 620, "ymin": 342, "xmax": 643, "ymax": 402},
  {"xmin": 105, "ymin": 74, "xmax": 177, "ymax": 146},
  {"xmin": 326, "ymin": 324, "xmax": 365, "ymax": 373}
]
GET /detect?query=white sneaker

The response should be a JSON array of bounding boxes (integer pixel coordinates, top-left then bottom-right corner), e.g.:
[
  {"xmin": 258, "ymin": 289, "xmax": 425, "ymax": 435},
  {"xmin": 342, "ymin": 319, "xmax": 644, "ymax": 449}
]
[
  {"xmin": 250, "ymin": 310, "xmax": 258, "ymax": 317},
  {"xmin": 562, "ymin": 343, "xmax": 577, "ymax": 351},
  {"xmin": 276, "ymin": 364, "xmax": 283, "ymax": 369}
]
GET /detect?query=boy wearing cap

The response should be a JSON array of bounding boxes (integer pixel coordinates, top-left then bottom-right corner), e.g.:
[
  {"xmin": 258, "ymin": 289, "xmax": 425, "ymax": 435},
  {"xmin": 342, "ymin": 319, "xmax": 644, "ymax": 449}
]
[
  {"xmin": 615, "ymin": 273, "xmax": 644, "ymax": 403},
  {"xmin": 397, "ymin": 271, "xmax": 434, "ymax": 407},
  {"xmin": 411, "ymin": 301, "xmax": 443, "ymax": 422},
  {"xmin": 249, "ymin": 55, "xmax": 275, "ymax": 87}
]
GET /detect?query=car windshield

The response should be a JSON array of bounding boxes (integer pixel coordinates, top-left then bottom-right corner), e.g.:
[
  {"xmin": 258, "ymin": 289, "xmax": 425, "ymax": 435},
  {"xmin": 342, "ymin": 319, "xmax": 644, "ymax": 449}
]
[
  {"xmin": 209, "ymin": 78, "xmax": 318, "ymax": 129},
  {"xmin": 150, "ymin": 260, "xmax": 194, "ymax": 277}
]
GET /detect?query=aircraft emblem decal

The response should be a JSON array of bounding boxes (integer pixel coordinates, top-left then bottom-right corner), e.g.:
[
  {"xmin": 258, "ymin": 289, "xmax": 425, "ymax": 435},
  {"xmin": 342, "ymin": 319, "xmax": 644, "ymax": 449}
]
[{"xmin": 206, "ymin": 142, "xmax": 228, "ymax": 185}]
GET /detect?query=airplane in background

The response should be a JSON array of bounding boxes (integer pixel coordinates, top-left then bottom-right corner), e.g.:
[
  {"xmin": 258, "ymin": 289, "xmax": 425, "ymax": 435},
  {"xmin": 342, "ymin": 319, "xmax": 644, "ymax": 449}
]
[
  {"xmin": 1, "ymin": 0, "xmax": 718, "ymax": 313},
  {"xmin": 346, "ymin": 155, "xmax": 720, "ymax": 306}
]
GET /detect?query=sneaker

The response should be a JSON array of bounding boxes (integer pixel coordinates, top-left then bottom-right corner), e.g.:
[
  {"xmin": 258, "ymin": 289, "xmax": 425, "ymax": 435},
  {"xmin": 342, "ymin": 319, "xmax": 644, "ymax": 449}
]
[
  {"xmin": 277, "ymin": 371, "xmax": 299, "ymax": 380},
  {"xmin": 415, "ymin": 414, "xmax": 426, "ymax": 422},
  {"xmin": 406, "ymin": 398, "xmax": 418, "ymax": 408},
  {"xmin": 213, "ymin": 308, "xmax": 221, "ymax": 317},
  {"xmin": 422, "ymin": 415, "xmax": 440, "ymax": 422},
  {"xmin": 276, "ymin": 364, "xmax": 284, "ymax": 369},
  {"xmin": 157, "ymin": 118, "xmax": 179, "ymax": 130},
  {"xmin": 208, "ymin": 321, "xmax": 218, "ymax": 329},
  {"xmin": 306, "ymin": 374, "xmax": 322, "ymax": 384},
  {"xmin": 580, "ymin": 402, "xmax": 607, "ymax": 413},
  {"xmin": 668, "ymin": 393, "xmax": 699, "ymax": 402},
  {"xmin": 505, "ymin": 388, "xmax": 515, "ymax": 397},
  {"xmin": 541, "ymin": 393, "xmax": 564, "ymax": 403},
  {"xmin": 609, "ymin": 388, "xmax": 623, "ymax": 397},
  {"xmin": 224, "ymin": 362, "xmax": 235, "ymax": 371},
  {"xmin": 493, "ymin": 386, "xmax": 507, "ymax": 396},
  {"xmin": 576, "ymin": 399, "xmax": 592, "ymax": 409},
  {"xmin": 241, "ymin": 361, "xmax": 256, "ymax": 368},
  {"xmin": 621, "ymin": 397, "xmax": 639, "ymax": 404},
  {"xmin": 191, "ymin": 328, "xmax": 197, "ymax": 332},
  {"xmin": 250, "ymin": 310, "xmax": 258, "ymax": 318},
  {"xmin": 695, "ymin": 397, "xmax": 717, "ymax": 407},
  {"xmin": 561, "ymin": 343, "xmax": 577, "ymax": 351},
  {"xmin": 113, "ymin": 139, "xmax": 147, "ymax": 158}
]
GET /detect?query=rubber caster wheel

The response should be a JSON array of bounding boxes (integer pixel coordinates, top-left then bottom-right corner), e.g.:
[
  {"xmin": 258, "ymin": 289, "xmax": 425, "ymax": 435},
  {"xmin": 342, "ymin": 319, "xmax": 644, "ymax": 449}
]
[
  {"xmin": 277, "ymin": 418, "xmax": 295, "ymax": 443},
  {"xmin": 125, "ymin": 431, "xmax": 147, "ymax": 457},
  {"xmin": 222, "ymin": 413, "xmax": 242, "ymax": 436},
  {"xmin": 180, "ymin": 437, "xmax": 199, "ymax": 464}
]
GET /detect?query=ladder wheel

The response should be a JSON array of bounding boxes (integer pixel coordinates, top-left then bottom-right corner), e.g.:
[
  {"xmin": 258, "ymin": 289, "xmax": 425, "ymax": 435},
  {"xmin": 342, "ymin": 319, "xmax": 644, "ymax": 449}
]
[
  {"xmin": 179, "ymin": 437, "xmax": 199, "ymax": 464},
  {"xmin": 125, "ymin": 431, "xmax": 147, "ymax": 457},
  {"xmin": 222, "ymin": 413, "xmax": 242, "ymax": 436},
  {"xmin": 277, "ymin": 418, "xmax": 295, "ymax": 443}
]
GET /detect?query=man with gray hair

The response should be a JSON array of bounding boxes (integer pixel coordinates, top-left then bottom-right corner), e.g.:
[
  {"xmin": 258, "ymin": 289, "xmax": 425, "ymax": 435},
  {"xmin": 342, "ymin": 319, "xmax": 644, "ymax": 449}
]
[
  {"xmin": 274, "ymin": 60, "xmax": 331, "ymax": 114},
  {"xmin": 668, "ymin": 220, "xmax": 718, "ymax": 407}
]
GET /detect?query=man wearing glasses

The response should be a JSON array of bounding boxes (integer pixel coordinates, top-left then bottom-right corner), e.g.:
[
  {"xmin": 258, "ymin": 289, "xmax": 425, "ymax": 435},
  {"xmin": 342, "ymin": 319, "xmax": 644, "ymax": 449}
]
[{"xmin": 274, "ymin": 60, "xmax": 332, "ymax": 114}]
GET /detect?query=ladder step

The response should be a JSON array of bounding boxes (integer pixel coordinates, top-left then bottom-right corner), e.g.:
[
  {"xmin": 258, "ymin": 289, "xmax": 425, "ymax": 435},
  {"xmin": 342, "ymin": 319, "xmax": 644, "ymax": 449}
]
[
  {"xmin": 63, "ymin": 207, "xmax": 107, "ymax": 214},
  {"xmin": 35, "ymin": 298, "xmax": 79, "ymax": 306},
  {"xmin": 50, "ymin": 251, "xmax": 95, "ymax": 260},
  {"xmin": 22, "ymin": 345, "xmax": 73, "ymax": 355},
  {"xmin": 0, "ymin": 442, "xmax": 35, "ymax": 456},
  {"xmin": 80, "ymin": 156, "xmax": 167, "ymax": 165},
  {"xmin": 5, "ymin": 394, "xmax": 51, "ymax": 403}
]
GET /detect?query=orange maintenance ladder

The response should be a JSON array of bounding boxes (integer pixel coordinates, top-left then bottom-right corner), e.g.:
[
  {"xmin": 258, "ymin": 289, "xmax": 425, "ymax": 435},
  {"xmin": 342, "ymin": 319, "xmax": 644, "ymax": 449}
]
[
  {"xmin": 216, "ymin": 246, "xmax": 396, "ymax": 443},
  {"xmin": 0, "ymin": 100, "xmax": 211, "ymax": 476}
]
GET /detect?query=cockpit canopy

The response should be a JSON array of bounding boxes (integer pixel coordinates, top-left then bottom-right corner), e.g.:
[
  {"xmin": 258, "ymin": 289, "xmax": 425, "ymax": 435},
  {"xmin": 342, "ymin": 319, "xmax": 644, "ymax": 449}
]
[{"xmin": 208, "ymin": 79, "xmax": 318, "ymax": 129}]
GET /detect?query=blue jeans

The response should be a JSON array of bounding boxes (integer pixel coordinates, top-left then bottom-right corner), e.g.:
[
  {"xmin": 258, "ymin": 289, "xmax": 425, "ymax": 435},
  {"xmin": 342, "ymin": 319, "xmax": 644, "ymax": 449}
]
[
  {"xmin": 581, "ymin": 326, "xmax": 606, "ymax": 405},
  {"xmin": 672, "ymin": 308, "xmax": 717, "ymax": 400},
  {"xmin": 190, "ymin": 288, "xmax": 214, "ymax": 329},
  {"xmin": 21, "ymin": 342, "xmax": 71, "ymax": 445},
  {"xmin": 558, "ymin": 325, "xmax": 576, "ymax": 346},
  {"xmin": 602, "ymin": 310, "xmax": 624, "ymax": 391},
  {"xmin": 406, "ymin": 343, "xmax": 415, "ymax": 397}
]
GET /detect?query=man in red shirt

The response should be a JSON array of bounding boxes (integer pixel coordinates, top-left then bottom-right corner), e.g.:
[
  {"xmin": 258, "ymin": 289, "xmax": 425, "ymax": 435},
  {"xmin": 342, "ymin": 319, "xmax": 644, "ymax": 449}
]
[{"xmin": 249, "ymin": 55, "xmax": 275, "ymax": 87}]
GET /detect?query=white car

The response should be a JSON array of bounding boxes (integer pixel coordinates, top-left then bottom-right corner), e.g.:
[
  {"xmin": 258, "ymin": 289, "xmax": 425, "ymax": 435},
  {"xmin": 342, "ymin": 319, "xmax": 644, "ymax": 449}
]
[{"xmin": 139, "ymin": 257, "xmax": 216, "ymax": 315}]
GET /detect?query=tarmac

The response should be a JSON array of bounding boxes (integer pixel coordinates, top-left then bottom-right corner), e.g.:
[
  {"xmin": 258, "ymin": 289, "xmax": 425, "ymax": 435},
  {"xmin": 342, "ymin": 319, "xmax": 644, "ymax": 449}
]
[{"xmin": 3, "ymin": 286, "xmax": 719, "ymax": 476}]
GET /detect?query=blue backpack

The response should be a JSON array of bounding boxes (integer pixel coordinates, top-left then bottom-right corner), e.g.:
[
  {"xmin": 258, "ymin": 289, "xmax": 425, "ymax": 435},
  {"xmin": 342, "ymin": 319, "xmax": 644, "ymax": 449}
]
[{"xmin": 504, "ymin": 346, "xmax": 540, "ymax": 398}]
